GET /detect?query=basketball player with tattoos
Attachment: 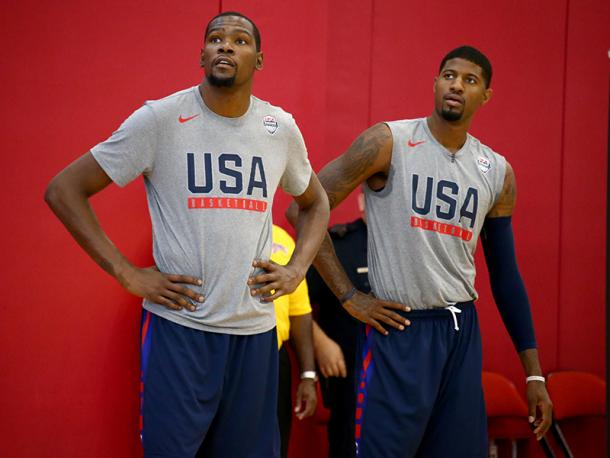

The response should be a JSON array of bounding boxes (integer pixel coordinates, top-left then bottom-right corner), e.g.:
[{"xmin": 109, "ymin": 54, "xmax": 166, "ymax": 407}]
[{"xmin": 290, "ymin": 46, "xmax": 552, "ymax": 457}]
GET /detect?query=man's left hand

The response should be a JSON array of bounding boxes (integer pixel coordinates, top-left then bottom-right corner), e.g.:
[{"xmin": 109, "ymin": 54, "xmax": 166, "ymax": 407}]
[
  {"xmin": 294, "ymin": 379, "xmax": 317, "ymax": 420},
  {"xmin": 248, "ymin": 260, "xmax": 302, "ymax": 302},
  {"xmin": 526, "ymin": 381, "xmax": 553, "ymax": 440}
]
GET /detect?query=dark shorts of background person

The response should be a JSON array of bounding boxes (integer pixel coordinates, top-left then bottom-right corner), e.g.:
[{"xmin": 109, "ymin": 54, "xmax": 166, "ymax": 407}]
[
  {"xmin": 354, "ymin": 302, "xmax": 487, "ymax": 458},
  {"xmin": 308, "ymin": 218, "xmax": 369, "ymax": 458},
  {"xmin": 277, "ymin": 345, "xmax": 292, "ymax": 458},
  {"xmin": 140, "ymin": 310, "xmax": 280, "ymax": 458},
  {"xmin": 319, "ymin": 361, "xmax": 357, "ymax": 458},
  {"xmin": 317, "ymin": 305, "xmax": 359, "ymax": 458}
]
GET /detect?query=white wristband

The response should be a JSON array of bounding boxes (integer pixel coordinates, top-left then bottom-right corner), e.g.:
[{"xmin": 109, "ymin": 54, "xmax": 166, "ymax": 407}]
[
  {"xmin": 526, "ymin": 375, "xmax": 545, "ymax": 383},
  {"xmin": 300, "ymin": 371, "xmax": 317, "ymax": 381}
]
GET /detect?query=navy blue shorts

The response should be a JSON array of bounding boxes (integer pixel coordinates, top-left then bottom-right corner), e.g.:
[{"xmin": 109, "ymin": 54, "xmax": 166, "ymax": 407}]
[
  {"xmin": 140, "ymin": 310, "xmax": 280, "ymax": 458},
  {"xmin": 354, "ymin": 302, "xmax": 487, "ymax": 458}
]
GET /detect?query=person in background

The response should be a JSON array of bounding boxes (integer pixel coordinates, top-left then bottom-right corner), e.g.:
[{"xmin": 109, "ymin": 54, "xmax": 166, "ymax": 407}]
[
  {"xmin": 271, "ymin": 224, "xmax": 317, "ymax": 458},
  {"xmin": 307, "ymin": 193, "xmax": 368, "ymax": 458}
]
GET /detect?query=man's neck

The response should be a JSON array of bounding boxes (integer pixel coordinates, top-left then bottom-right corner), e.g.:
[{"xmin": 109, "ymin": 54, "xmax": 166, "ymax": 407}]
[
  {"xmin": 198, "ymin": 81, "xmax": 252, "ymax": 118},
  {"xmin": 426, "ymin": 112, "xmax": 472, "ymax": 153}
]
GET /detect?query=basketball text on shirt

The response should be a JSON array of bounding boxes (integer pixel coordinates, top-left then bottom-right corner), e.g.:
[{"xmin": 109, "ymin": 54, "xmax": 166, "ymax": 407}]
[
  {"xmin": 186, "ymin": 152, "xmax": 269, "ymax": 212},
  {"xmin": 410, "ymin": 174, "xmax": 479, "ymax": 241}
]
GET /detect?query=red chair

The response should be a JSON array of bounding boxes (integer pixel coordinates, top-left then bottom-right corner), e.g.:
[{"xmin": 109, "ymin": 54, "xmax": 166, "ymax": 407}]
[
  {"xmin": 546, "ymin": 371, "xmax": 607, "ymax": 458},
  {"xmin": 483, "ymin": 371, "xmax": 532, "ymax": 457}
]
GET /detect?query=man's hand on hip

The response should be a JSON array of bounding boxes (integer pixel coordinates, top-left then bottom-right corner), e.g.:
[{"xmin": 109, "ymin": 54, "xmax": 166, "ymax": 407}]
[
  {"xmin": 343, "ymin": 291, "xmax": 411, "ymax": 336},
  {"xmin": 248, "ymin": 259, "xmax": 302, "ymax": 302},
  {"xmin": 118, "ymin": 266, "xmax": 203, "ymax": 312}
]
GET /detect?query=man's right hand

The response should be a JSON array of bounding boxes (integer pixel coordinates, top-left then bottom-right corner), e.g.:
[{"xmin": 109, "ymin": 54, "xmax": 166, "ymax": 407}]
[
  {"xmin": 343, "ymin": 291, "xmax": 410, "ymax": 335},
  {"xmin": 118, "ymin": 266, "xmax": 204, "ymax": 312}
]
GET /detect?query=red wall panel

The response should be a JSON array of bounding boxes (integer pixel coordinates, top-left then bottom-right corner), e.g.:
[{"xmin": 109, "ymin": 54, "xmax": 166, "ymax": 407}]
[
  {"xmin": 558, "ymin": 0, "xmax": 608, "ymax": 377},
  {"xmin": 319, "ymin": 1, "xmax": 376, "ymax": 224},
  {"xmin": 0, "ymin": 1, "xmax": 218, "ymax": 456},
  {"xmin": 0, "ymin": 0, "xmax": 606, "ymax": 456}
]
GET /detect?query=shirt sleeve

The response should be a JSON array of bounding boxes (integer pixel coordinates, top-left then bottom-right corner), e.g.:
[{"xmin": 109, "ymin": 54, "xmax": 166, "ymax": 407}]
[
  {"xmin": 90, "ymin": 104, "xmax": 158, "ymax": 187},
  {"xmin": 288, "ymin": 278, "xmax": 312, "ymax": 317},
  {"xmin": 279, "ymin": 117, "xmax": 312, "ymax": 196}
]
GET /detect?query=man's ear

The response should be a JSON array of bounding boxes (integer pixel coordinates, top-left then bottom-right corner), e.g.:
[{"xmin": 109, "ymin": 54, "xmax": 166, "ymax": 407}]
[
  {"xmin": 482, "ymin": 87, "xmax": 493, "ymax": 105},
  {"xmin": 256, "ymin": 52, "xmax": 264, "ymax": 71}
]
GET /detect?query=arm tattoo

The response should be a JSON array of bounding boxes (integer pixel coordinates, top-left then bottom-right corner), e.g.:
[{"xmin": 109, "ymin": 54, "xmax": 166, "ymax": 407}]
[
  {"xmin": 320, "ymin": 123, "xmax": 391, "ymax": 209},
  {"xmin": 488, "ymin": 162, "xmax": 516, "ymax": 217},
  {"xmin": 499, "ymin": 171, "xmax": 515, "ymax": 203}
]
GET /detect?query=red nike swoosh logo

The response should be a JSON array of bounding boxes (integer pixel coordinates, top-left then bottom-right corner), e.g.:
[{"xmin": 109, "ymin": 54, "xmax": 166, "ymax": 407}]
[
  {"xmin": 179, "ymin": 114, "xmax": 199, "ymax": 123},
  {"xmin": 408, "ymin": 140, "xmax": 426, "ymax": 147}
]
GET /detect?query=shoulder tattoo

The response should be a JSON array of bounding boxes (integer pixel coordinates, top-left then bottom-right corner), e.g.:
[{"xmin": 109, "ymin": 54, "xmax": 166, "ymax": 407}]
[
  {"xmin": 322, "ymin": 123, "xmax": 391, "ymax": 209},
  {"xmin": 488, "ymin": 161, "xmax": 516, "ymax": 217}
]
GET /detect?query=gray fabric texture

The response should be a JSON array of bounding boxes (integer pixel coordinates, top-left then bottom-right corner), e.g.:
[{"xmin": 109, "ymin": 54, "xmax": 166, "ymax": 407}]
[
  {"xmin": 91, "ymin": 86, "xmax": 312, "ymax": 334},
  {"xmin": 365, "ymin": 118, "xmax": 506, "ymax": 309}
]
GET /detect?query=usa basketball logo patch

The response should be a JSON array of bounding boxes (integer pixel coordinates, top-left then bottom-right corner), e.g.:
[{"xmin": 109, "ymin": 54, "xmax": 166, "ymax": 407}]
[
  {"xmin": 477, "ymin": 156, "xmax": 491, "ymax": 173},
  {"xmin": 263, "ymin": 115, "xmax": 278, "ymax": 134}
]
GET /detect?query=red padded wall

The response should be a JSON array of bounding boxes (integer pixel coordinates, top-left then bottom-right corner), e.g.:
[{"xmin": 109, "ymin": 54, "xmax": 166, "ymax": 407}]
[
  {"xmin": 550, "ymin": 2, "xmax": 609, "ymax": 455},
  {"xmin": 0, "ymin": 0, "xmax": 606, "ymax": 456},
  {"xmin": 558, "ymin": 0, "xmax": 608, "ymax": 377},
  {"xmin": 0, "ymin": 1, "xmax": 217, "ymax": 456}
]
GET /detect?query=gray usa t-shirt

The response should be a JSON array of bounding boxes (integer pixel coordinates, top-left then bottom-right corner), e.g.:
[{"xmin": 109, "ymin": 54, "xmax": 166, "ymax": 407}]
[
  {"xmin": 365, "ymin": 118, "xmax": 506, "ymax": 309},
  {"xmin": 91, "ymin": 86, "xmax": 312, "ymax": 334}
]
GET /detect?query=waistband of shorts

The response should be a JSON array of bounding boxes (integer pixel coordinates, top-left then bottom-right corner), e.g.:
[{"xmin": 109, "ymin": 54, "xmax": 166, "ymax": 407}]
[{"xmin": 402, "ymin": 301, "xmax": 474, "ymax": 319}]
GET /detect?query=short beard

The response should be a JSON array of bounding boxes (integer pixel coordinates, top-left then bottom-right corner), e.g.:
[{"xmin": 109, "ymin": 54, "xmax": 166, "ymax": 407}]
[
  {"xmin": 440, "ymin": 108, "xmax": 463, "ymax": 122},
  {"xmin": 207, "ymin": 73, "xmax": 236, "ymax": 88}
]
